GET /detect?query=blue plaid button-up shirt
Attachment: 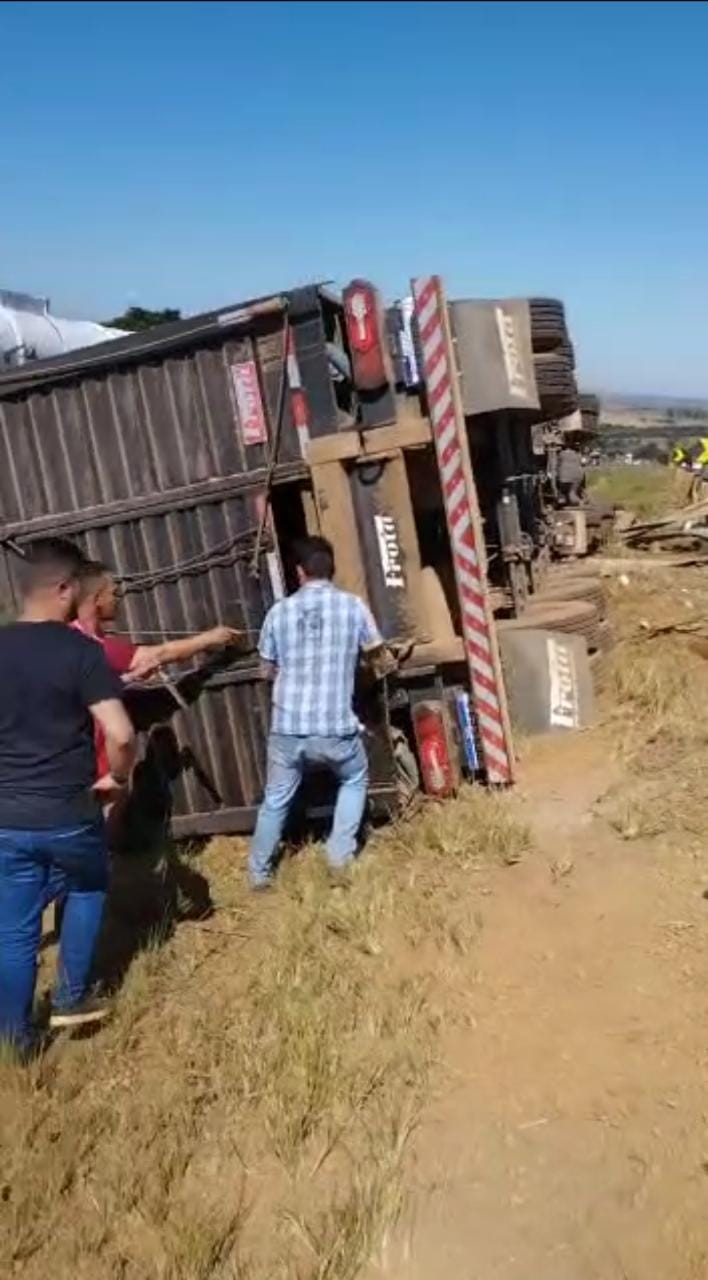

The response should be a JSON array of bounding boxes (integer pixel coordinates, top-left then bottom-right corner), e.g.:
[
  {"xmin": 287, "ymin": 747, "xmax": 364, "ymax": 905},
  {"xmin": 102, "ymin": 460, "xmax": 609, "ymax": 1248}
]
[{"xmin": 259, "ymin": 581, "xmax": 382, "ymax": 737}]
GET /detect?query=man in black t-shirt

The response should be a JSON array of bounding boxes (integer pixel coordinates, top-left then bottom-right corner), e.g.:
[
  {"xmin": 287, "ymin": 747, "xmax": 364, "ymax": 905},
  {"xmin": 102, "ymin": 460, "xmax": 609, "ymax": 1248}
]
[{"xmin": 0, "ymin": 539, "xmax": 136, "ymax": 1050}]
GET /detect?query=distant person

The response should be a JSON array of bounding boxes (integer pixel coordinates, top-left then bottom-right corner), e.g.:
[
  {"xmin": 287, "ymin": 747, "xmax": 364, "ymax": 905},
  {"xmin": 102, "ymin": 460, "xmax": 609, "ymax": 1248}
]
[
  {"xmin": 72, "ymin": 560, "xmax": 240, "ymax": 790},
  {"xmin": 683, "ymin": 438, "xmax": 708, "ymax": 500},
  {"xmin": 557, "ymin": 445, "xmax": 585, "ymax": 506},
  {"xmin": 0, "ymin": 539, "xmax": 136, "ymax": 1050},
  {"xmin": 696, "ymin": 438, "xmax": 708, "ymax": 484},
  {"xmin": 249, "ymin": 536, "xmax": 383, "ymax": 888}
]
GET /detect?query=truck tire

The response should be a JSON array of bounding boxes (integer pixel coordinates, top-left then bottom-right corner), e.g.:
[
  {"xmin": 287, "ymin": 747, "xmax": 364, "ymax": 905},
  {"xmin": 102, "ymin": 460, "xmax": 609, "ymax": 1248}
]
[
  {"xmin": 579, "ymin": 392, "xmax": 600, "ymax": 433},
  {"xmin": 589, "ymin": 648, "xmax": 610, "ymax": 691},
  {"xmin": 598, "ymin": 618, "xmax": 615, "ymax": 652},
  {"xmin": 529, "ymin": 298, "xmax": 569, "ymax": 354},
  {"xmin": 499, "ymin": 598, "xmax": 594, "ymax": 631},
  {"xmin": 498, "ymin": 599, "xmax": 602, "ymax": 652},
  {"xmin": 532, "ymin": 575, "xmax": 608, "ymax": 618},
  {"xmin": 533, "ymin": 350, "xmax": 579, "ymax": 418},
  {"xmin": 589, "ymin": 620, "xmax": 616, "ymax": 687}
]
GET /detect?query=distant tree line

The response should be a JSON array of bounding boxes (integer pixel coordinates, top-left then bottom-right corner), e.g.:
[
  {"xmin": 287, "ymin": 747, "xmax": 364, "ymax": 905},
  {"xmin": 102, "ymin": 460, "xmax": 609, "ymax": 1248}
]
[
  {"xmin": 665, "ymin": 406, "xmax": 708, "ymax": 422},
  {"xmin": 104, "ymin": 307, "xmax": 182, "ymax": 332}
]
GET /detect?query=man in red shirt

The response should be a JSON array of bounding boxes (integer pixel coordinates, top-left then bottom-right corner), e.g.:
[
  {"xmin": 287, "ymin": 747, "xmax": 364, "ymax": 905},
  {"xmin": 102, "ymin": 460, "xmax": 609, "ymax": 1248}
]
[
  {"xmin": 49, "ymin": 557, "xmax": 239, "ymax": 936},
  {"xmin": 71, "ymin": 560, "xmax": 240, "ymax": 798}
]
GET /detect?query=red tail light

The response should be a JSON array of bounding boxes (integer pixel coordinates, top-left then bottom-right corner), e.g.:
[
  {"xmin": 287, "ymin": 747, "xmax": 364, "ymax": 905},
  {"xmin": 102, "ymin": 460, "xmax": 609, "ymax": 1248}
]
[
  {"xmin": 345, "ymin": 281, "xmax": 377, "ymax": 353},
  {"xmin": 343, "ymin": 279, "xmax": 388, "ymax": 391},
  {"xmin": 411, "ymin": 700, "xmax": 457, "ymax": 799}
]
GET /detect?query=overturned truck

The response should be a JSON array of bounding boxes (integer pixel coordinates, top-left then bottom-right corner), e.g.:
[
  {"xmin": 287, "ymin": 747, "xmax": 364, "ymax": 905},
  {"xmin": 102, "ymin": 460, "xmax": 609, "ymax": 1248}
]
[
  {"xmin": 0, "ymin": 278, "xmax": 522, "ymax": 837},
  {"xmin": 388, "ymin": 294, "xmax": 610, "ymax": 606}
]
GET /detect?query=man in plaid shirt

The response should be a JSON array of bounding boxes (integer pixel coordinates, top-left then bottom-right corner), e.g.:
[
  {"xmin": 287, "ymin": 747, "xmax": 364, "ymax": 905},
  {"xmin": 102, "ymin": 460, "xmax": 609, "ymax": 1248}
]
[{"xmin": 249, "ymin": 536, "xmax": 383, "ymax": 887}]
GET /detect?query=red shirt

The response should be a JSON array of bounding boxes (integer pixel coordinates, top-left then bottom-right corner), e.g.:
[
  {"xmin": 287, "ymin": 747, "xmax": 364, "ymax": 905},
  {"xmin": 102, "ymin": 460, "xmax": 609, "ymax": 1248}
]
[{"xmin": 71, "ymin": 622, "xmax": 137, "ymax": 778}]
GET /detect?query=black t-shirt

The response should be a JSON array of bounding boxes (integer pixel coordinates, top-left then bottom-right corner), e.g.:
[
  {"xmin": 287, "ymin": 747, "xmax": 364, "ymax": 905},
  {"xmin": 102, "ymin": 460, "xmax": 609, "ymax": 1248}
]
[{"xmin": 0, "ymin": 621, "xmax": 123, "ymax": 829}]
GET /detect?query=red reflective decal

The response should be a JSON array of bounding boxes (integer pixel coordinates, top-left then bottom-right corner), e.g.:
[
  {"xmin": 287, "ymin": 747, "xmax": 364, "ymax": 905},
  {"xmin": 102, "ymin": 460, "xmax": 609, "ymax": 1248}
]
[{"xmin": 231, "ymin": 360, "xmax": 267, "ymax": 446}]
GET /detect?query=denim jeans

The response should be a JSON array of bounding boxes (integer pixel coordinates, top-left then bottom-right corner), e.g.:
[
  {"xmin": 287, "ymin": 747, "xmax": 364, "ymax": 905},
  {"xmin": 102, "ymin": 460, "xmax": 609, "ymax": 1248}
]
[
  {"xmin": 249, "ymin": 733, "xmax": 368, "ymax": 886},
  {"xmin": 0, "ymin": 821, "xmax": 108, "ymax": 1046}
]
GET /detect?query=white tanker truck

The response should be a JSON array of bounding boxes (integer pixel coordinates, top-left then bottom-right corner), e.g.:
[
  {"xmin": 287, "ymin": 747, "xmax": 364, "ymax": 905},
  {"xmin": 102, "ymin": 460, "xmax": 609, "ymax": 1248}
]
[{"xmin": 0, "ymin": 290, "xmax": 127, "ymax": 367}]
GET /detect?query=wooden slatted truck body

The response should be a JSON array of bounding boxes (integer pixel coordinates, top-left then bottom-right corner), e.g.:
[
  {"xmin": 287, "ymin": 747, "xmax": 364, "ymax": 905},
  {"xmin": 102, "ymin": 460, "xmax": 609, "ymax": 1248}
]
[{"xmin": 0, "ymin": 279, "xmax": 511, "ymax": 838}]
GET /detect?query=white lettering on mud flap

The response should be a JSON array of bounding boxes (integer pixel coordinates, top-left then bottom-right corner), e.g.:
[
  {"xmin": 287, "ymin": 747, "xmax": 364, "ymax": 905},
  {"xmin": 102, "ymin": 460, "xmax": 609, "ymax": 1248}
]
[
  {"xmin": 494, "ymin": 306, "xmax": 531, "ymax": 400},
  {"xmin": 547, "ymin": 636, "xmax": 579, "ymax": 729},
  {"xmin": 374, "ymin": 514, "xmax": 405, "ymax": 589}
]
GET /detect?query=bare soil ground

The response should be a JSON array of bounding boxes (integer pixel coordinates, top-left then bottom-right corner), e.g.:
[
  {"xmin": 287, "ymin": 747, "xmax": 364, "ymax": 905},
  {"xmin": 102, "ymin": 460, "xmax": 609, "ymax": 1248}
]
[
  {"xmin": 382, "ymin": 732, "xmax": 708, "ymax": 1280},
  {"xmin": 380, "ymin": 564, "xmax": 708, "ymax": 1280},
  {"xmin": 4, "ymin": 561, "xmax": 708, "ymax": 1279}
]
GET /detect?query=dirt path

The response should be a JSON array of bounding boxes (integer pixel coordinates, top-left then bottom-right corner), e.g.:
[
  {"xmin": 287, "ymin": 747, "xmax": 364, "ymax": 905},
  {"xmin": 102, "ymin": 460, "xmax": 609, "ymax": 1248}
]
[{"xmin": 383, "ymin": 734, "xmax": 708, "ymax": 1280}]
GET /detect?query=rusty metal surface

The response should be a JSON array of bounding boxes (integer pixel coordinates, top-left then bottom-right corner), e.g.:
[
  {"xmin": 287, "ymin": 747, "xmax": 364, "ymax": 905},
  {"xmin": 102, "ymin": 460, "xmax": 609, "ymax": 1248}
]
[
  {"xmin": 0, "ymin": 286, "xmax": 345, "ymax": 495},
  {"xmin": 0, "ymin": 290, "xmax": 378, "ymax": 833},
  {"xmin": 0, "ymin": 323, "xmax": 296, "ymax": 528},
  {"xmin": 0, "ymin": 491, "xmax": 279, "ymax": 827},
  {"xmin": 0, "ymin": 298, "xmax": 298, "ymax": 824}
]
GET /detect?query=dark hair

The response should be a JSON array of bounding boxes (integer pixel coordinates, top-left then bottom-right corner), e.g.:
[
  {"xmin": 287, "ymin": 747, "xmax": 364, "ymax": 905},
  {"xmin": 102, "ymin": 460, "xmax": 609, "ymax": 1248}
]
[
  {"xmin": 76, "ymin": 559, "xmax": 112, "ymax": 600},
  {"xmin": 18, "ymin": 537, "xmax": 86, "ymax": 598},
  {"xmin": 294, "ymin": 535, "xmax": 335, "ymax": 581}
]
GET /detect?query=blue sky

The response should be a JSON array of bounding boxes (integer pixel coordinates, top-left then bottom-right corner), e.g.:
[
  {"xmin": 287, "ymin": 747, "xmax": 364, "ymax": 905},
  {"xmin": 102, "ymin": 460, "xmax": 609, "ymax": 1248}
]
[{"xmin": 3, "ymin": 0, "xmax": 707, "ymax": 396}]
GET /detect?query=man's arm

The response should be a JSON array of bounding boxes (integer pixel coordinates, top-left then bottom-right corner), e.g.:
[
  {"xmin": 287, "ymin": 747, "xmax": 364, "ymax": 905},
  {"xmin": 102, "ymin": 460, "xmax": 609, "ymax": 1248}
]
[
  {"xmin": 77, "ymin": 638, "xmax": 138, "ymax": 789},
  {"xmin": 358, "ymin": 600, "xmax": 384, "ymax": 657},
  {"xmin": 90, "ymin": 699, "xmax": 137, "ymax": 786},
  {"xmin": 357, "ymin": 601, "xmax": 396, "ymax": 678},
  {"xmin": 127, "ymin": 626, "xmax": 242, "ymax": 681}
]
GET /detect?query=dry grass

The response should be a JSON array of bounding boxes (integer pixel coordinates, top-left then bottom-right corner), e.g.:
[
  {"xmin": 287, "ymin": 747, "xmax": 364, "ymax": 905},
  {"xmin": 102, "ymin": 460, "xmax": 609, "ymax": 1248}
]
[
  {"xmin": 596, "ymin": 565, "xmax": 708, "ymax": 846},
  {"xmin": 0, "ymin": 786, "xmax": 530, "ymax": 1280}
]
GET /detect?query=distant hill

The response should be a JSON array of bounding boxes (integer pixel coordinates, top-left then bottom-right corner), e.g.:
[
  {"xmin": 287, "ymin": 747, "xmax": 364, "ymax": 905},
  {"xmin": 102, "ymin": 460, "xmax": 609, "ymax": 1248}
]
[
  {"xmin": 601, "ymin": 392, "xmax": 708, "ymax": 413},
  {"xmin": 596, "ymin": 390, "xmax": 708, "ymax": 458}
]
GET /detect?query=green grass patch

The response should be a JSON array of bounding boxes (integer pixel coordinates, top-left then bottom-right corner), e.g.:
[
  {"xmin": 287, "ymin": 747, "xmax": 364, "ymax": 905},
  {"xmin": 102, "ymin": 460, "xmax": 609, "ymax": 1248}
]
[{"xmin": 589, "ymin": 464, "xmax": 684, "ymax": 519}]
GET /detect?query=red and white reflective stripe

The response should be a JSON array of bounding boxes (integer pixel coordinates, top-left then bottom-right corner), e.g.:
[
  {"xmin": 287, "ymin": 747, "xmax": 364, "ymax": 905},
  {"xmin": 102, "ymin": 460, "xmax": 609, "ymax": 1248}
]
[
  {"xmin": 412, "ymin": 275, "xmax": 513, "ymax": 784},
  {"xmin": 286, "ymin": 329, "xmax": 310, "ymax": 458}
]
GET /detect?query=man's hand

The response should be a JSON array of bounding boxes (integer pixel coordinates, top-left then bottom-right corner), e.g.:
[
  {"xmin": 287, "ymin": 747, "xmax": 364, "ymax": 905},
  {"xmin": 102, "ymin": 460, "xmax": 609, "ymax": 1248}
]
[
  {"xmin": 93, "ymin": 772, "xmax": 129, "ymax": 803},
  {"xmin": 126, "ymin": 649, "xmax": 164, "ymax": 682},
  {"xmin": 126, "ymin": 655, "xmax": 165, "ymax": 686},
  {"xmin": 204, "ymin": 625, "xmax": 242, "ymax": 650},
  {"xmin": 126, "ymin": 627, "xmax": 243, "ymax": 684},
  {"xmin": 361, "ymin": 641, "xmax": 399, "ymax": 679}
]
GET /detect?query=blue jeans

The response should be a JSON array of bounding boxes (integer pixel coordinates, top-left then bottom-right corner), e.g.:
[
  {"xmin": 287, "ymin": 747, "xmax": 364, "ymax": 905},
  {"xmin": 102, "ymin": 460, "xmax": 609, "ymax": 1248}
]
[
  {"xmin": 249, "ymin": 733, "xmax": 368, "ymax": 886},
  {"xmin": 0, "ymin": 821, "xmax": 108, "ymax": 1046}
]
